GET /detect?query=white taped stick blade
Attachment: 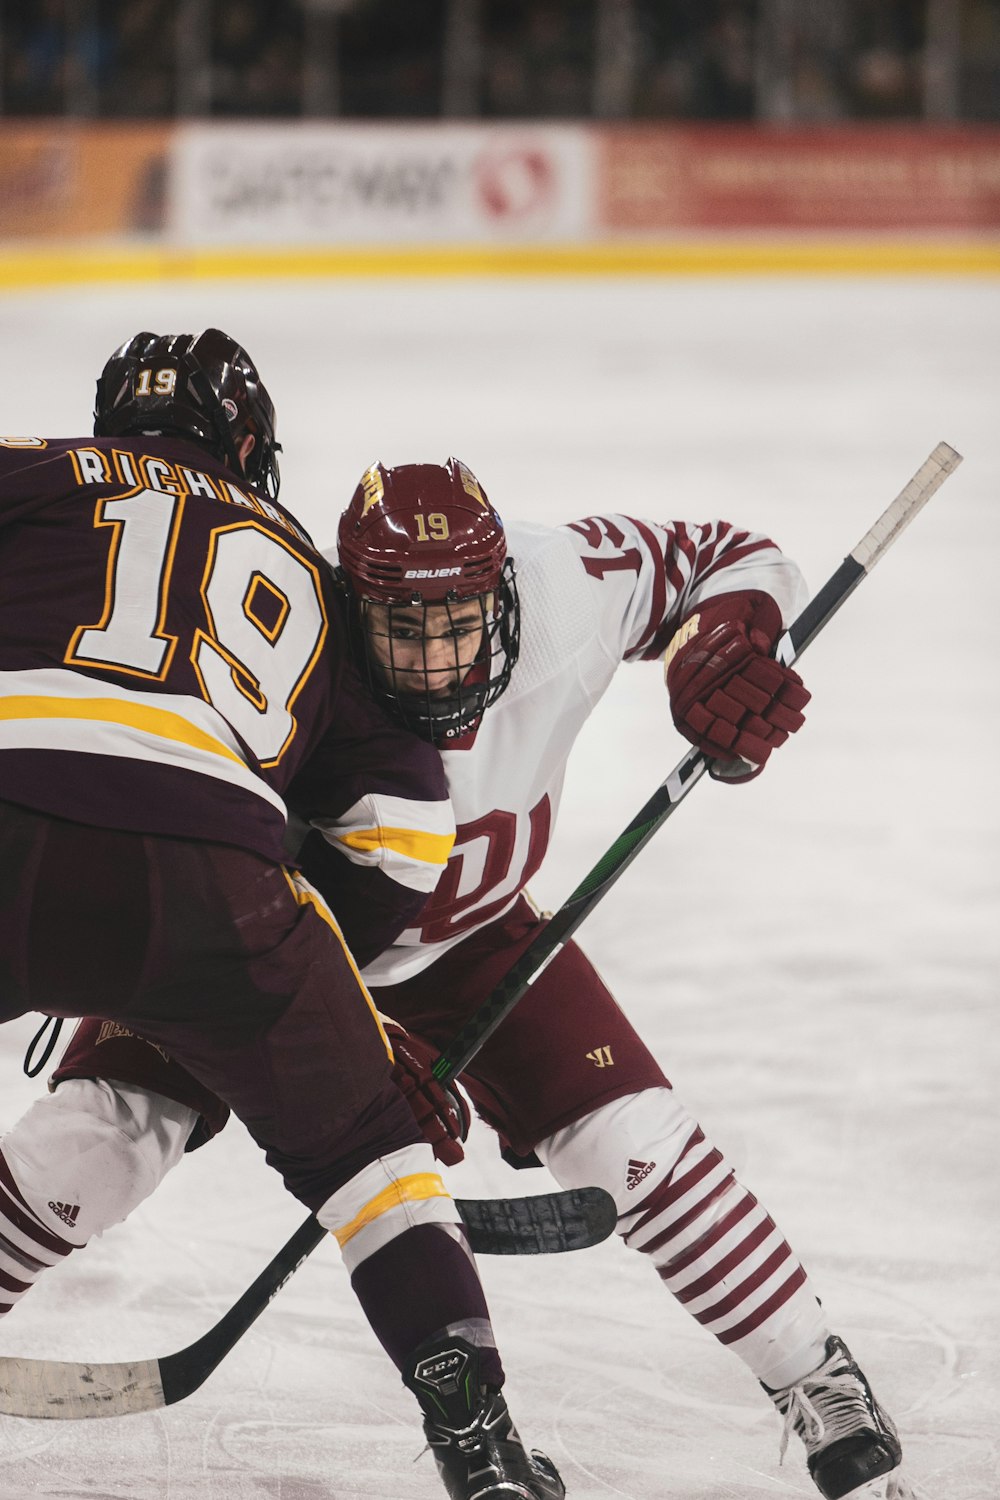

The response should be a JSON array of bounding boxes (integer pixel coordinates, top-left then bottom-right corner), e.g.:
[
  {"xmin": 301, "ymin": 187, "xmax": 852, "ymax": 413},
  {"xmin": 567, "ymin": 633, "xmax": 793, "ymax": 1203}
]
[
  {"xmin": 0, "ymin": 1355, "xmax": 165, "ymax": 1419},
  {"xmin": 852, "ymin": 442, "xmax": 962, "ymax": 574}
]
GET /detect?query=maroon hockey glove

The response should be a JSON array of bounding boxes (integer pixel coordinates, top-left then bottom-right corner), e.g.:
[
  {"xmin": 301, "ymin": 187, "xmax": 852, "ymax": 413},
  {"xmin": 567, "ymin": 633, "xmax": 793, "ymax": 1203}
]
[
  {"xmin": 385, "ymin": 1021, "xmax": 471, "ymax": 1167},
  {"xmin": 665, "ymin": 589, "xmax": 810, "ymax": 783}
]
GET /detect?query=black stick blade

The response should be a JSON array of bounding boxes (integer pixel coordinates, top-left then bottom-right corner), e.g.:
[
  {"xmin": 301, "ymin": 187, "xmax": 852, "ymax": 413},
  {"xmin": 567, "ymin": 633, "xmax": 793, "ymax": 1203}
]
[{"xmin": 457, "ymin": 1187, "xmax": 617, "ymax": 1255}]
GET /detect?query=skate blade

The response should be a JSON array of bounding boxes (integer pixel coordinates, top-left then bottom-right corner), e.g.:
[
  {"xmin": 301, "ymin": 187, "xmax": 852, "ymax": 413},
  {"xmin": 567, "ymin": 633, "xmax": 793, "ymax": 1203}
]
[{"xmin": 843, "ymin": 1470, "xmax": 918, "ymax": 1500}]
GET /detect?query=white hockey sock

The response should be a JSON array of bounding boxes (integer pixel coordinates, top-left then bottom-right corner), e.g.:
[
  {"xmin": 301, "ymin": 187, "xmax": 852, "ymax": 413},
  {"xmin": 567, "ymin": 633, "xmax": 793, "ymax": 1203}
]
[
  {"xmin": 316, "ymin": 1141, "xmax": 462, "ymax": 1274},
  {"xmin": 538, "ymin": 1089, "xmax": 829, "ymax": 1388}
]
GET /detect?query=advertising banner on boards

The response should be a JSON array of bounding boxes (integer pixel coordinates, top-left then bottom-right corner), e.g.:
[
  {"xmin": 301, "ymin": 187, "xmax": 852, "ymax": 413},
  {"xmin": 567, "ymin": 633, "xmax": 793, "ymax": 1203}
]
[
  {"xmin": 0, "ymin": 124, "xmax": 169, "ymax": 240},
  {"xmin": 168, "ymin": 122, "xmax": 594, "ymax": 244},
  {"xmin": 599, "ymin": 126, "xmax": 1000, "ymax": 233}
]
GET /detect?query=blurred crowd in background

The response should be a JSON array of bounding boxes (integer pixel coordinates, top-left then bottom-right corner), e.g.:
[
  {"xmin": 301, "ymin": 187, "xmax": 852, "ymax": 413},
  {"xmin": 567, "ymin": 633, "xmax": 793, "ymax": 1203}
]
[{"xmin": 0, "ymin": 0, "xmax": 996, "ymax": 123}]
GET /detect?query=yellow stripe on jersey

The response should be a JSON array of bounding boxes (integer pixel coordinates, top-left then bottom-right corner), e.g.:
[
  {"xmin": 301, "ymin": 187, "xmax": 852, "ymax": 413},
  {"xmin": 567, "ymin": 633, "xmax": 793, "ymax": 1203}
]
[
  {"xmin": 314, "ymin": 792, "xmax": 456, "ymax": 894},
  {"xmin": 335, "ymin": 824, "xmax": 454, "ymax": 867},
  {"xmin": 332, "ymin": 1172, "xmax": 451, "ymax": 1249},
  {"xmin": 0, "ymin": 694, "xmax": 245, "ymax": 765},
  {"xmin": 281, "ymin": 868, "xmax": 393, "ymax": 1059}
]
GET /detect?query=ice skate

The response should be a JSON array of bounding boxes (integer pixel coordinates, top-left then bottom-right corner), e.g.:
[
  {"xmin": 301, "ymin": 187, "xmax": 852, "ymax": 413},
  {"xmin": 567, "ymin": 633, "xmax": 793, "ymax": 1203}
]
[
  {"xmin": 403, "ymin": 1336, "xmax": 565, "ymax": 1500},
  {"xmin": 766, "ymin": 1335, "xmax": 908, "ymax": 1500}
]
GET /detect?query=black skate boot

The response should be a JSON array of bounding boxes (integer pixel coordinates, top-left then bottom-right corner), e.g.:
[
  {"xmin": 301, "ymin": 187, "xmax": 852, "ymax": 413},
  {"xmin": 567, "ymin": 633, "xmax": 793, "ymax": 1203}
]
[
  {"xmin": 765, "ymin": 1335, "xmax": 909, "ymax": 1500},
  {"xmin": 403, "ymin": 1335, "xmax": 565, "ymax": 1500}
]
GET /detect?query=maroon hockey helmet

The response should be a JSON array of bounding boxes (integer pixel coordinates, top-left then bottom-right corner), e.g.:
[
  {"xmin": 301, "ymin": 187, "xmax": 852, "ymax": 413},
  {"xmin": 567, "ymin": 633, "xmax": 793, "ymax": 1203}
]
[
  {"xmin": 336, "ymin": 458, "xmax": 520, "ymax": 742},
  {"xmin": 93, "ymin": 328, "xmax": 282, "ymax": 498}
]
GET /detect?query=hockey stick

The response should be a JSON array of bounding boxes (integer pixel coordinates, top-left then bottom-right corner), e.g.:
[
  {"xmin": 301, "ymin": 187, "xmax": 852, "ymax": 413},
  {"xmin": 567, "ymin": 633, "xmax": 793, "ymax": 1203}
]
[
  {"xmin": 0, "ymin": 442, "xmax": 959, "ymax": 1422},
  {"xmin": 0, "ymin": 1187, "xmax": 613, "ymax": 1420}
]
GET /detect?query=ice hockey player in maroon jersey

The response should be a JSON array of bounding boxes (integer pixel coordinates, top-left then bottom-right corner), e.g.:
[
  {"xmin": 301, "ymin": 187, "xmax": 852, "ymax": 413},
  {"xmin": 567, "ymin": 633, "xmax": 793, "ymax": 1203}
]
[{"xmin": 0, "ymin": 342, "xmax": 564, "ymax": 1500}]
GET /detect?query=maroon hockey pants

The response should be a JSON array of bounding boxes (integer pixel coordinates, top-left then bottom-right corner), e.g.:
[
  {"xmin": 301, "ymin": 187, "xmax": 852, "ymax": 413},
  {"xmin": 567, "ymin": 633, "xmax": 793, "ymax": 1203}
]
[{"xmin": 0, "ymin": 799, "xmax": 421, "ymax": 1210}]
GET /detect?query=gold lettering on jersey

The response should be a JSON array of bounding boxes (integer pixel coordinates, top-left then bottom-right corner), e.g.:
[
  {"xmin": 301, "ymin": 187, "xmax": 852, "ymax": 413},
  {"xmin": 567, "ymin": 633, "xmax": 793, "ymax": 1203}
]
[
  {"xmin": 258, "ymin": 499, "xmax": 288, "ymax": 529},
  {"xmin": 69, "ymin": 447, "xmax": 113, "ymax": 486},
  {"xmin": 218, "ymin": 479, "xmax": 263, "ymax": 512},
  {"xmin": 179, "ymin": 465, "xmax": 220, "ymax": 500},
  {"xmin": 67, "ymin": 448, "xmax": 313, "ymax": 547},
  {"xmin": 0, "ymin": 435, "xmax": 47, "ymax": 448},
  {"xmin": 95, "ymin": 1019, "xmax": 171, "ymax": 1061},
  {"xmin": 662, "ymin": 613, "xmax": 701, "ymax": 675},
  {"xmin": 112, "ymin": 450, "xmax": 138, "ymax": 486},
  {"xmin": 457, "ymin": 461, "xmax": 487, "ymax": 507},
  {"xmin": 360, "ymin": 464, "xmax": 385, "ymax": 516},
  {"xmin": 585, "ymin": 1046, "xmax": 614, "ymax": 1068},
  {"xmin": 141, "ymin": 455, "xmax": 185, "ymax": 496}
]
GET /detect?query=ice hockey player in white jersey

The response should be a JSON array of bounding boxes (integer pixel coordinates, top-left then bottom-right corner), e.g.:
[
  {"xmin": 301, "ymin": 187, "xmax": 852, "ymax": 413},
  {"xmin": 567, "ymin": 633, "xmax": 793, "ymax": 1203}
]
[
  {"xmin": 325, "ymin": 459, "xmax": 909, "ymax": 1500},
  {"xmin": 2, "ymin": 456, "xmax": 909, "ymax": 1500}
]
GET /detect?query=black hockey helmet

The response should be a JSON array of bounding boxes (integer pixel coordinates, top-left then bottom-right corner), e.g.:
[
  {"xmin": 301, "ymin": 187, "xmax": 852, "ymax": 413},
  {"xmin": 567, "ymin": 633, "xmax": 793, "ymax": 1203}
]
[{"xmin": 93, "ymin": 328, "xmax": 281, "ymax": 498}]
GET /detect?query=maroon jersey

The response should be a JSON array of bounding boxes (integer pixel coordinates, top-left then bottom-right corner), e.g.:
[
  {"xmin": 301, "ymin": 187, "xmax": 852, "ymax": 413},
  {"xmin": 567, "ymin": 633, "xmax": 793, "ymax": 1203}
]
[{"xmin": 0, "ymin": 435, "xmax": 454, "ymax": 954}]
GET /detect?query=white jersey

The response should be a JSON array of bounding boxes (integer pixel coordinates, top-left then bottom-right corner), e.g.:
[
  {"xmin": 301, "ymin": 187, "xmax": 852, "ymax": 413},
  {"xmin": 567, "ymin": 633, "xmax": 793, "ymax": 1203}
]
[{"xmin": 359, "ymin": 514, "xmax": 808, "ymax": 986}]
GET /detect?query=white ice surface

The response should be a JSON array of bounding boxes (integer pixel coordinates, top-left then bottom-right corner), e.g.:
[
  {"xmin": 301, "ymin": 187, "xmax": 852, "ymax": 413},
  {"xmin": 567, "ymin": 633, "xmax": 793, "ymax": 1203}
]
[{"xmin": 0, "ymin": 275, "xmax": 997, "ymax": 1498}]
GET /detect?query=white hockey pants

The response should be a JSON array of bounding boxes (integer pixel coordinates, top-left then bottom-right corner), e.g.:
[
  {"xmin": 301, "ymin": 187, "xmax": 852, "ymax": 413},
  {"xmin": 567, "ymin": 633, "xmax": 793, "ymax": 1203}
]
[{"xmin": 0, "ymin": 1078, "xmax": 197, "ymax": 1316}]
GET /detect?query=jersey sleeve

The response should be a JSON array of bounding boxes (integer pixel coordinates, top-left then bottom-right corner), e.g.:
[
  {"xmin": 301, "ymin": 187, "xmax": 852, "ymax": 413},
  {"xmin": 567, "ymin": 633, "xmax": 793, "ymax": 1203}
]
[
  {"xmin": 561, "ymin": 514, "xmax": 809, "ymax": 664},
  {"xmin": 285, "ymin": 651, "xmax": 455, "ymax": 966}
]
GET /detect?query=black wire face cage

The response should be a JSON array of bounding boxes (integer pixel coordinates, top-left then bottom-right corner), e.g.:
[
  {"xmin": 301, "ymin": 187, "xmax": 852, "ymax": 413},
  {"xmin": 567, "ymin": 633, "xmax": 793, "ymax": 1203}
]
[{"xmin": 358, "ymin": 561, "xmax": 520, "ymax": 743}]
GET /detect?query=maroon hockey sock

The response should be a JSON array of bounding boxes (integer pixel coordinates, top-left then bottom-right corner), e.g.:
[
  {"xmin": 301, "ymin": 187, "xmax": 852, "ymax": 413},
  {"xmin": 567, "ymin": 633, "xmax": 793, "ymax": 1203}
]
[{"xmin": 350, "ymin": 1222, "xmax": 504, "ymax": 1386}]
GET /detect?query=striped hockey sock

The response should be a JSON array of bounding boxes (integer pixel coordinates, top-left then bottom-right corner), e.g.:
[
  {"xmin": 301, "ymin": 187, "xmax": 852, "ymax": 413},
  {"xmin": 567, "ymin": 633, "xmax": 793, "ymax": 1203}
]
[
  {"xmin": 541, "ymin": 1090, "xmax": 829, "ymax": 1388},
  {"xmin": 621, "ymin": 1125, "xmax": 819, "ymax": 1364},
  {"xmin": 0, "ymin": 1148, "xmax": 80, "ymax": 1317}
]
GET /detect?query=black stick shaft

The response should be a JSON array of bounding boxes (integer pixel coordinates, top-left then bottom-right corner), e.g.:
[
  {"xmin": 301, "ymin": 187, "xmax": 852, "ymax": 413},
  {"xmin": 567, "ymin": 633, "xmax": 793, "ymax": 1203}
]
[{"xmin": 161, "ymin": 1214, "xmax": 326, "ymax": 1403}]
